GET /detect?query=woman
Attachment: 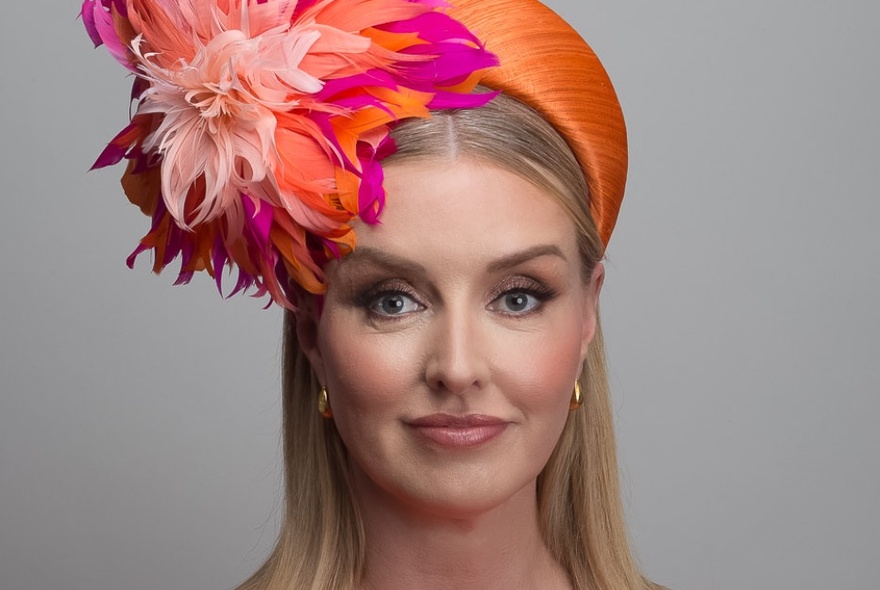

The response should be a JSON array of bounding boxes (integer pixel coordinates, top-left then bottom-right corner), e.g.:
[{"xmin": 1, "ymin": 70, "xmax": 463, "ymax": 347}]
[{"xmin": 82, "ymin": 0, "xmax": 661, "ymax": 588}]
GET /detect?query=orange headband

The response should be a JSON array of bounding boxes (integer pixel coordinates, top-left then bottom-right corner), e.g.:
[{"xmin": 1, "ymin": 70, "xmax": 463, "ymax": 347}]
[{"xmin": 450, "ymin": 0, "xmax": 628, "ymax": 246}]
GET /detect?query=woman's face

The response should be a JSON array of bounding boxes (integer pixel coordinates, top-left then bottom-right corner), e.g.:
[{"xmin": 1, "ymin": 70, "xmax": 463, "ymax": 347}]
[{"xmin": 300, "ymin": 158, "xmax": 603, "ymax": 518}]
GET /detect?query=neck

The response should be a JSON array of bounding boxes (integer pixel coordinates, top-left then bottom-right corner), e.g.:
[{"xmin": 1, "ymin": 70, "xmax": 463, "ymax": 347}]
[{"xmin": 350, "ymin": 467, "xmax": 571, "ymax": 590}]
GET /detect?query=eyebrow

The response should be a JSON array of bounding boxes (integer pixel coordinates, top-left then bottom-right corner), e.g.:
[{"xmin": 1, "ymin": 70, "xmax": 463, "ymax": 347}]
[
  {"xmin": 340, "ymin": 247, "xmax": 428, "ymax": 274},
  {"xmin": 485, "ymin": 244, "xmax": 568, "ymax": 272},
  {"xmin": 341, "ymin": 244, "xmax": 567, "ymax": 275}
]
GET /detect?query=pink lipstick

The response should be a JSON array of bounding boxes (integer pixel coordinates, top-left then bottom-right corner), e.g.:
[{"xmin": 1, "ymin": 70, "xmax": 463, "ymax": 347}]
[{"xmin": 406, "ymin": 414, "xmax": 508, "ymax": 448}]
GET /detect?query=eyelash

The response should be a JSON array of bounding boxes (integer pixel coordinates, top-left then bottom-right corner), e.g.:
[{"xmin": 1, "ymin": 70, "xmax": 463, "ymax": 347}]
[
  {"xmin": 355, "ymin": 277, "xmax": 558, "ymax": 320},
  {"xmin": 356, "ymin": 281, "xmax": 424, "ymax": 320},
  {"xmin": 489, "ymin": 278, "xmax": 558, "ymax": 316}
]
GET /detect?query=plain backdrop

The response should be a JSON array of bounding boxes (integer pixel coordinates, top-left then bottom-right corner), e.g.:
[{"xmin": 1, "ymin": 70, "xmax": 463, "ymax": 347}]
[{"xmin": 1, "ymin": 1, "xmax": 878, "ymax": 589}]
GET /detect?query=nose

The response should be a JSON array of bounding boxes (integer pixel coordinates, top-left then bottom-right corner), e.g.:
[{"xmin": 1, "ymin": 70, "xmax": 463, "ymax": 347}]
[{"xmin": 424, "ymin": 303, "xmax": 489, "ymax": 395}]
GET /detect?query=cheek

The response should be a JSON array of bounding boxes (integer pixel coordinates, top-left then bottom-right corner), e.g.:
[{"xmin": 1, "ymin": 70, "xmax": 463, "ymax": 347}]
[
  {"xmin": 317, "ymin": 319, "xmax": 417, "ymax": 428},
  {"xmin": 491, "ymin": 311, "xmax": 587, "ymax": 440},
  {"xmin": 500, "ymin": 312, "xmax": 586, "ymax": 391},
  {"xmin": 315, "ymin": 318, "xmax": 430, "ymax": 493}
]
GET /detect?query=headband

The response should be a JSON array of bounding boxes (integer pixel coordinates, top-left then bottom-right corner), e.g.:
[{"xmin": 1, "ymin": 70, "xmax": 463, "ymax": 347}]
[
  {"xmin": 449, "ymin": 0, "xmax": 627, "ymax": 247},
  {"xmin": 82, "ymin": 0, "xmax": 496, "ymax": 308}
]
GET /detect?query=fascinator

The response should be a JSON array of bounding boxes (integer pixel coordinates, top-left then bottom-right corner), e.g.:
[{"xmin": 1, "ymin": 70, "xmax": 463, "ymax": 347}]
[
  {"xmin": 82, "ymin": 0, "xmax": 496, "ymax": 308},
  {"xmin": 82, "ymin": 0, "xmax": 626, "ymax": 308}
]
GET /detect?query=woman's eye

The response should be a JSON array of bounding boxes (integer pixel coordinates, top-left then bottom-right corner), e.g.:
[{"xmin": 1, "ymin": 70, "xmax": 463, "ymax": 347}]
[
  {"xmin": 495, "ymin": 291, "xmax": 541, "ymax": 314},
  {"xmin": 369, "ymin": 292, "xmax": 421, "ymax": 316}
]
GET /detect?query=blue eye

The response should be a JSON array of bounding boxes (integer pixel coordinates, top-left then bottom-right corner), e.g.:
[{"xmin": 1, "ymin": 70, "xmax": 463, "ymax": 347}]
[
  {"xmin": 370, "ymin": 292, "xmax": 421, "ymax": 316},
  {"xmin": 496, "ymin": 291, "xmax": 541, "ymax": 314}
]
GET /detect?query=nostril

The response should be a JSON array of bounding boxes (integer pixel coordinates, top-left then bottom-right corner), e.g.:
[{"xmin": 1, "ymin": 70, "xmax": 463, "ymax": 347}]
[{"xmin": 424, "ymin": 336, "xmax": 486, "ymax": 395}]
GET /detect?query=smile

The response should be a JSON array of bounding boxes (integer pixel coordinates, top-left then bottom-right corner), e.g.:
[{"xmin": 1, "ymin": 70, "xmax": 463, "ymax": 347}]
[{"xmin": 406, "ymin": 414, "xmax": 509, "ymax": 448}]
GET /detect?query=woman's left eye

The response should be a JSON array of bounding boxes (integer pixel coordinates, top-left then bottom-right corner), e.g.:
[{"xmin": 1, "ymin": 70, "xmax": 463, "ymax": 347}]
[{"xmin": 492, "ymin": 290, "xmax": 542, "ymax": 314}]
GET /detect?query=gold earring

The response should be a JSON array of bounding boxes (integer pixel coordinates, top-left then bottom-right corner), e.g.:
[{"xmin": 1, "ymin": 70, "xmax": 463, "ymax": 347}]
[
  {"xmin": 318, "ymin": 386, "xmax": 333, "ymax": 418},
  {"xmin": 569, "ymin": 381, "xmax": 582, "ymax": 411}
]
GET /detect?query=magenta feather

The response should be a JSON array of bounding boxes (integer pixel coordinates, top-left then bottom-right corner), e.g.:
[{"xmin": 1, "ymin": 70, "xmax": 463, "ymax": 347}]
[{"xmin": 83, "ymin": 0, "xmax": 498, "ymax": 308}]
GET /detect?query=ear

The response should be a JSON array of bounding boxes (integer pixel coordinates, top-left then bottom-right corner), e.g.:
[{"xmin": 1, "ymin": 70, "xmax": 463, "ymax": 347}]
[
  {"xmin": 294, "ymin": 295, "xmax": 327, "ymax": 386},
  {"xmin": 580, "ymin": 262, "xmax": 605, "ymax": 361}
]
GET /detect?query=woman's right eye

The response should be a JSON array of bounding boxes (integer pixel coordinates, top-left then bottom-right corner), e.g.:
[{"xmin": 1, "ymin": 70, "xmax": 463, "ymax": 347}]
[{"xmin": 368, "ymin": 292, "xmax": 422, "ymax": 317}]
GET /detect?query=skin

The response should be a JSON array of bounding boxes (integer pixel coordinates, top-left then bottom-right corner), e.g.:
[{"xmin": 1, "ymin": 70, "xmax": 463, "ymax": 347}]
[{"xmin": 298, "ymin": 158, "xmax": 604, "ymax": 590}]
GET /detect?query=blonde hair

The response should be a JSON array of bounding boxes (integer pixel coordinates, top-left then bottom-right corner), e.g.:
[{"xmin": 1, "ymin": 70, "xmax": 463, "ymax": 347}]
[{"xmin": 236, "ymin": 94, "xmax": 661, "ymax": 590}]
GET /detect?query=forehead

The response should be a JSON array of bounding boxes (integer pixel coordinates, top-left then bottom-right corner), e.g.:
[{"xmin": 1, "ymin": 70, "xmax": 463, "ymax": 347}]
[{"xmin": 351, "ymin": 158, "xmax": 580, "ymax": 267}]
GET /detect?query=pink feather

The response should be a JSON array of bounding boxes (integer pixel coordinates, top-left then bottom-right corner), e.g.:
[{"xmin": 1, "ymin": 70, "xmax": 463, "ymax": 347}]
[{"xmin": 84, "ymin": 0, "xmax": 498, "ymax": 308}]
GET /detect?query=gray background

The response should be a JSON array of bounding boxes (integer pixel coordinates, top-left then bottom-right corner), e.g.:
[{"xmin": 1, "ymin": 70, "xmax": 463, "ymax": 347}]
[{"xmin": 1, "ymin": 1, "xmax": 878, "ymax": 589}]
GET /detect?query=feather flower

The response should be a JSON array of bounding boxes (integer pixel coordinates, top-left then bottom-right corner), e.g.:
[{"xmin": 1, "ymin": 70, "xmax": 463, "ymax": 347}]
[{"xmin": 81, "ymin": 0, "xmax": 497, "ymax": 308}]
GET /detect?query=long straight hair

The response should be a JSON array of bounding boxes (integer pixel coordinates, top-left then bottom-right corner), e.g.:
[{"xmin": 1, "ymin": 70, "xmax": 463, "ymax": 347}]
[{"xmin": 236, "ymin": 93, "xmax": 661, "ymax": 590}]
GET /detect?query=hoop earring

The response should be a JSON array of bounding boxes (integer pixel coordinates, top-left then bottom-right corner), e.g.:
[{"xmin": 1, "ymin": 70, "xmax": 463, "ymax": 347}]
[
  {"xmin": 318, "ymin": 386, "xmax": 333, "ymax": 418},
  {"xmin": 569, "ymin": 381, "xmax": 583, "ymax": 411}
]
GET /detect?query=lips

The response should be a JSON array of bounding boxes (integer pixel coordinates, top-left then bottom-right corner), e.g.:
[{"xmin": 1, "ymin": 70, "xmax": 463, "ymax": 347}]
[{"xmin": 406, "ymin": 414, "xmax": 508, "ymax": 448}]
